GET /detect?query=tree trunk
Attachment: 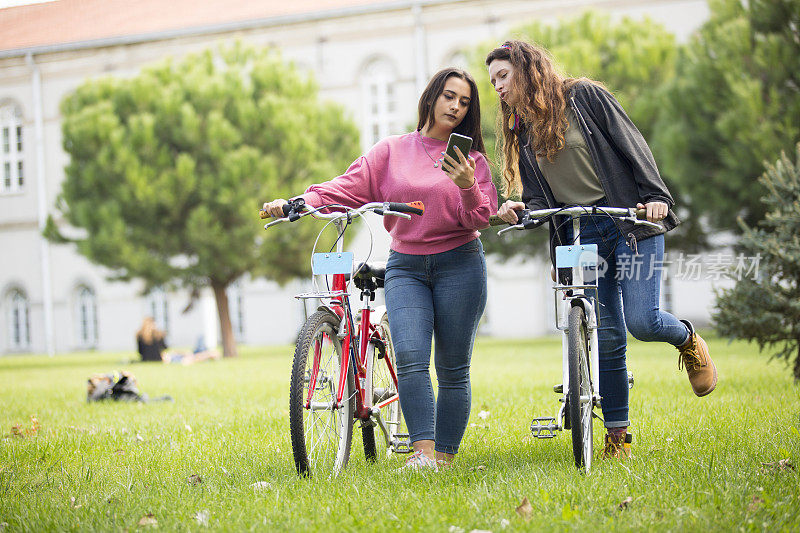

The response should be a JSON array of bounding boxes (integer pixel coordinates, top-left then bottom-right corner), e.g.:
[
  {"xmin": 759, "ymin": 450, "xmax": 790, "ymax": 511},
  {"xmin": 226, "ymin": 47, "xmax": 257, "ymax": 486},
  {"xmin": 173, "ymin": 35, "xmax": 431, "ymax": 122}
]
[
  {"xmin": 211, "ymin": 279, "xmax": 238, "ymax": 358},
  {"xmin": 794, "ymin": 343, "xmax": 800, "ymax": 383}
]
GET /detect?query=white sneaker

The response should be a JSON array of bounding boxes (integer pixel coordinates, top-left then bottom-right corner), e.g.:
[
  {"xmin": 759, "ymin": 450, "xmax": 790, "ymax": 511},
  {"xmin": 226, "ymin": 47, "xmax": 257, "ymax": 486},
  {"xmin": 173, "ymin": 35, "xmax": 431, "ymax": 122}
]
[{"xmin": 398, "ymin": 450, "xmax": 438, "ymax": 472}]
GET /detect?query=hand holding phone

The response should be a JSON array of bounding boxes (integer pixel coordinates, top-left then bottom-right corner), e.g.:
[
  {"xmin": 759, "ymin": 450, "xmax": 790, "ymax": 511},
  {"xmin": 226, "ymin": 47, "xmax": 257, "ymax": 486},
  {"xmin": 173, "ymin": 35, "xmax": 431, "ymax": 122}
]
[{"xmin": 440, "ymin": 133, "xmax": 476, "ymax": 189}]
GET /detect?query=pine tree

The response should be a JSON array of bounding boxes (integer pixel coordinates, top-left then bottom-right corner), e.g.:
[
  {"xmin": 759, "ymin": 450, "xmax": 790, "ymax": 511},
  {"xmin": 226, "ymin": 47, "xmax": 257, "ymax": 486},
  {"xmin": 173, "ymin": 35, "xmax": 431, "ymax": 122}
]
[
  {"xmin": 48, "ymin": 43, "xmax": 360, "ymax": 357},
  {"xmin": 714, "ymin": 143, "xmax": 800, "ymax": 380},
  {"xmin": 654, "ymin": 0, "xmax": 800, "ymax": 244}
]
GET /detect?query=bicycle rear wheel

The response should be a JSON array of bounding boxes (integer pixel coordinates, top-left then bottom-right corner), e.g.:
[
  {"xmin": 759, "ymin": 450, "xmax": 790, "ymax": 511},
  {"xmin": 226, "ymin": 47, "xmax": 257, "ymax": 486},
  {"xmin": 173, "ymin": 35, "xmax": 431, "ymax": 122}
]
[
  {"xmin": 567, "ymin": 305, "xmax": 593, "ymax": 471},
  {"xmin": 362, "ymin": 313, "xmax": 403, "ymax": 461},
  {"xmin": 289, "ymin": 310, "xmax": 354, "ymax": 477}
]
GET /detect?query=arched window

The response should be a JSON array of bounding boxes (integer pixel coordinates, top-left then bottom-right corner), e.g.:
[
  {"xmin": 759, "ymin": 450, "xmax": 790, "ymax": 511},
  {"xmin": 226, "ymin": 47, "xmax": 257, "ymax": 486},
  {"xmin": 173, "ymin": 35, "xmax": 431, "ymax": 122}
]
[
  {"xmin": 75, "ymin": 285, "xmax": 97, "ymax": 348},
  {"xmin": 6, "ymin": 288, "xmax": 31, "ymax": 350},
  {"xmin": 361, "ymin": 58, "xmax": 399, "ymax": 148},
  {"xmin": 228, "ymin": 280, "xmax": 245, "ymax": 341},
  {"xmin": 0, "ymin": 103, "xmax": 24, "ymax": 194},
  {"xmin": 146, "ymin": 287, "xmax": 169, "ymax": 332}
]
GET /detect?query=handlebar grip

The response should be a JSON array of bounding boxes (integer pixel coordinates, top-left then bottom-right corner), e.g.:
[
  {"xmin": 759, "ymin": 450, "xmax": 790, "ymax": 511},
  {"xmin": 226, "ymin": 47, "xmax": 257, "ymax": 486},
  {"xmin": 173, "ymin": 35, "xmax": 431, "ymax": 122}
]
[
  {"xmin": 282, "ymin": 203, "xmax": 292, "ymax": 217},
  {"xmin": 490, "ymin": 208, "xmax": 532, "ymax": 226},
  {"xmin": 635, "ymin": 208, "xmax": 647, "ymax": 220},
  {"xmin": 388, "ymin": 201, "xmax": 425, "ymax": 216}
]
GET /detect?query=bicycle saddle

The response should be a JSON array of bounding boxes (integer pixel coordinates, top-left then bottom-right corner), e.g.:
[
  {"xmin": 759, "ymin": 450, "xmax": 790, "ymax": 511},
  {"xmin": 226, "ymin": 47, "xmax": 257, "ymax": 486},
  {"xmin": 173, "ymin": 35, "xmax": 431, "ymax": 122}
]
[{"xmin": 351, "ymin": 261, "xmax": 386, "ymax": 289}]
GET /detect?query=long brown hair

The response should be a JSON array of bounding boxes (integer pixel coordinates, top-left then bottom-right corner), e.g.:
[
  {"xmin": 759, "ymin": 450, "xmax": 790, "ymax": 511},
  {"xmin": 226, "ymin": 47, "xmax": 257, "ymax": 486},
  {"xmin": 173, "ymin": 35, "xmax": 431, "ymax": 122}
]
[
  {"xmin": 485, "ymin": 40, "xmax": 590, "ymax": 197},
  {"xmin": 416, "ymin": 68, "xmax": 486, "ymax": 155},
  {"xmin": 136, "ymin": 316, "xmax": 164, "ymax": 344}
]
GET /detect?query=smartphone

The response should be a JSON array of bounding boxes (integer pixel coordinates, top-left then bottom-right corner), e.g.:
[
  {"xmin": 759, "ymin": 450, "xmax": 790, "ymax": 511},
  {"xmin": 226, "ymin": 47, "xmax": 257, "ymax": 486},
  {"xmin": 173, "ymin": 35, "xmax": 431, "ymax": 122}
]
[{"xmin": 444, "ymin": 133, "xmax": 473, "ymax": 165}]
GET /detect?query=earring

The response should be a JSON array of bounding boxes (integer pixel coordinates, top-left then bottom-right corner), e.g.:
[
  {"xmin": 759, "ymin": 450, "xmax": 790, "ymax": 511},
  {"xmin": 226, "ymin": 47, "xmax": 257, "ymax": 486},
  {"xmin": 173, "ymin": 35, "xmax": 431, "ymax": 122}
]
[{"xmin": 508, "ymin": 113, "xmax": 520, "ymax": 131}]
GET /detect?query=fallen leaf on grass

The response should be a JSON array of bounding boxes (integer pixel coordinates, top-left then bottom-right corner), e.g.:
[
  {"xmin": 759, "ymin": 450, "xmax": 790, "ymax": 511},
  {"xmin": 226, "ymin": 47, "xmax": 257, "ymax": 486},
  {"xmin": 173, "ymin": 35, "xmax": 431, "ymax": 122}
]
[
  {"xmin": 477, "ymin": 410, "xmax": 490, "ymax": 420},
  {"xmin": 468, "ymin": 530, "xmax": 492, "ymax": 533},
  {"xmin": 760, "ymin": 459, "xmax": 794, "ymax": 472},
  {"xmin": 137, "ymin": 513, "xmax": 157, "ymax": 527},
  {"xmin": 187, "ymin": 474, "xmax": 203, "ymax": 485},
  {"xmin": 194, "ymin": 509, "xmax": 210, "ymax": 526},
  {"xmin": 250, "ymin": 481, "xmax": 271, "ymax": 491},
  {"xmin": 114, "ymin": 449, "xmax": 125, "ymax": 456},
  {"xmin": 448, "ymin": 527, "xmax": 464, "ymax": 533},
  {"xmin": 618, "ymin": 496, "xmax": 633, "ymax": 510},
  {"xmin": 516, "ymin": 497, "xmax": 533, "ymax": 520},
  {"xmin": 69, "ymin": 497, "xmax": 82, "ymax": 509},
  {"xmin": 468, "ymin": 423, "xmax": 488, "ymax": 429},
  {"xmin": 747, "ymin": 496, "xmax": 764, "ymax": 512},
  {"xmin": 468, "ymin": 465, "xmax": 486, "ymax": 472},
  {"xmin": 499, "ymin": 518, "xmax": 510, "ymax": 529}
]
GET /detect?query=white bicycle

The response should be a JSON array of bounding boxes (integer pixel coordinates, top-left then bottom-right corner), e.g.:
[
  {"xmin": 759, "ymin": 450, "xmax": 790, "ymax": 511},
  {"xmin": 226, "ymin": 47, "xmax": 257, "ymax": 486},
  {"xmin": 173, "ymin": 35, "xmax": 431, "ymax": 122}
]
[{"xmin": 493, "ymin": 206, "xmax": 659, "ymax": 471}]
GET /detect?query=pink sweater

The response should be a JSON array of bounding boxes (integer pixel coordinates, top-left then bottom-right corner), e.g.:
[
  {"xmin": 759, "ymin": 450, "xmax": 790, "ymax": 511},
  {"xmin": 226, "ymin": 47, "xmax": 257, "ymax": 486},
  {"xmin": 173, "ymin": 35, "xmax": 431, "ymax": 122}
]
[{"xmin": 302, "ymin": 131, "xmax": 498, "ymax": 255}]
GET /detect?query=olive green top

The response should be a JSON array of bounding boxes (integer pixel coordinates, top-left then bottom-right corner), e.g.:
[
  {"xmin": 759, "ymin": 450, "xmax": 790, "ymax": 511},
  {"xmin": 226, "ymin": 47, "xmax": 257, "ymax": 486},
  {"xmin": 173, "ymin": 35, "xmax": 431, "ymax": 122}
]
[{"xmin": 536, "ymin": 107, "xmax": 605, "ymax": 206}]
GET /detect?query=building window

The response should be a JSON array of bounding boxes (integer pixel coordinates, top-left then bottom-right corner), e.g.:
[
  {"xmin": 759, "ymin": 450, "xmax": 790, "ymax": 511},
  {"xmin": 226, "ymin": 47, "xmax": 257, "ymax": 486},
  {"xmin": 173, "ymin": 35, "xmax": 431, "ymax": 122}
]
[
  {"xmin": 76, "ymin": 285, "xmax": 98, "ymax": 348},
  {"xmin": 146, "ymin": 287, "xmax": 169, "ymax": 333},
  {"xmin": 361, "ymin": 59, "xmax": 398, "ymax": 148},
  {"xmin": 7, "ymin": 288, "xmax": 31, "ymax": 351},
  {"xmin": 0, "ymin": 104, "xmax": 24, "ymax": 194},
  {"xmin": 228, "ymin": 280, "xmax": 245, "ymax": 341}
]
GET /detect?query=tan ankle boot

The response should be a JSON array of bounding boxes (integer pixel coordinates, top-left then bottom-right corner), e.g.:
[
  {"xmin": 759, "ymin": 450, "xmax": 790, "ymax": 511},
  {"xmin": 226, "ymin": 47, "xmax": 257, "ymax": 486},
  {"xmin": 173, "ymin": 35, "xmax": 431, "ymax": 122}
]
[
  {"xmin": 602, "ymin": 432, "xmax": 632, "ymax": 459},
  {"xmin": 677, "ymin": 320, "xmax": 717, "ymax": 397}
]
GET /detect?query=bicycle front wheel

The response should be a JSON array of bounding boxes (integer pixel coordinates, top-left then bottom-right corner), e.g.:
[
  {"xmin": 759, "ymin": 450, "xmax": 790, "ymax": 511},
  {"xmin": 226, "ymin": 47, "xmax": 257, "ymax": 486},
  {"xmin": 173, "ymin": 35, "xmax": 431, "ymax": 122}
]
[
  {"xmin": 362, "ymin": 312, "xmax": 404, "ymax": 461},
  {"xmin": 289, "ymin": 310, "xmax": 354, "ymax": 477},
  {"xmin": 567, "ymin": 305, "xmax": 593, "ymax": 471}
]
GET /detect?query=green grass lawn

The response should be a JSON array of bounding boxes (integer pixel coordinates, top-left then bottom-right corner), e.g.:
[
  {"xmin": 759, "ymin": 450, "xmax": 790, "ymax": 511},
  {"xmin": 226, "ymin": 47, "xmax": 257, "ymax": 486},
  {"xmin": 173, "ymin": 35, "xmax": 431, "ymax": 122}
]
[{"xmin": 1, "ymin": 334, "xmax": 798, "ymax": 531}]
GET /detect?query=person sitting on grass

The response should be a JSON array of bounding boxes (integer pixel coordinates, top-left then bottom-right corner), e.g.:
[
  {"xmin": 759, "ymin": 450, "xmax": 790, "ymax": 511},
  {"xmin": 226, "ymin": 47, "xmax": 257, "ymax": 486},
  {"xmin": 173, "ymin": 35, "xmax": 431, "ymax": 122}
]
[{"xmin": 136, "ymin": 317, "xmax": 220, "ymax": 365}]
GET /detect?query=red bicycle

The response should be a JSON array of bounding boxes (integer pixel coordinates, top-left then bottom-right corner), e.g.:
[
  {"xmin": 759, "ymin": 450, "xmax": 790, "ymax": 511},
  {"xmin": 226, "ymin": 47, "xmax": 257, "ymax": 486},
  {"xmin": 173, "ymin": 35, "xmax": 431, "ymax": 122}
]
[{"xmin": 261, "ymin": 198, "xmax": 424, "ymax": 477}]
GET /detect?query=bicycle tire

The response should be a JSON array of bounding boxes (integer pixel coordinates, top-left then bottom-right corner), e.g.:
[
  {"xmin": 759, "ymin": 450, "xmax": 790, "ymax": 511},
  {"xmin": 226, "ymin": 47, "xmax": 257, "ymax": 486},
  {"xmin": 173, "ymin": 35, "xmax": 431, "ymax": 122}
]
[
  {"xmin": 289, "ymin": 310, "xmax": 354, "ymax": 477},
  {"xmin": 362, "ymin": 313, "xmax": 403, "ymax": 461},
  {"xmin": 567, "ymin": 305, "xmax": 593, "ymax": 471}
]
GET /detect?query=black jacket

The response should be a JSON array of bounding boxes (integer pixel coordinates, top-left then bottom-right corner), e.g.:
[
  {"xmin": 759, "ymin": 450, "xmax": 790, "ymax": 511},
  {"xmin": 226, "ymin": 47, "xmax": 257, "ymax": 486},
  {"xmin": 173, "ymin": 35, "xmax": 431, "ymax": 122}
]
[{"xmin": 517, "ymin": 80, "xmax": 679, "ymax": 253}]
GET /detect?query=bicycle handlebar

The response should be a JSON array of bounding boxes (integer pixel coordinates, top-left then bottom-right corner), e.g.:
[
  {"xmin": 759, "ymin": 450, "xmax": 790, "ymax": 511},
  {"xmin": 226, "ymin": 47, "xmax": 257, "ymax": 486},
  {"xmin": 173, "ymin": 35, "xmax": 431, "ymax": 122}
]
[
  {"xmin": 261, "ymin": 200, "xmax": 425, "ymax": 229},
  {"xmin": 491, "ymin": 206, "xmax": 659, "ymax": 234}
]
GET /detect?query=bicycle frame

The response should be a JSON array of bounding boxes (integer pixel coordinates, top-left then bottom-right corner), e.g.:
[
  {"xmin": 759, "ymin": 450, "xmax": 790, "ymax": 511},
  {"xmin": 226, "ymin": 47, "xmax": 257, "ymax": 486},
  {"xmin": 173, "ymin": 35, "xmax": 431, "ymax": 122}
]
[
  {"xmin": 273, "ymin": 205, "xmax": 406, "ymax": 446},
  {"xmin": 498, "ymin": 206, "xmax": 659, "ymax": 437},
  {"xmin": 553, "ymin": 215, "xmax": 601, "ymax": 429}
]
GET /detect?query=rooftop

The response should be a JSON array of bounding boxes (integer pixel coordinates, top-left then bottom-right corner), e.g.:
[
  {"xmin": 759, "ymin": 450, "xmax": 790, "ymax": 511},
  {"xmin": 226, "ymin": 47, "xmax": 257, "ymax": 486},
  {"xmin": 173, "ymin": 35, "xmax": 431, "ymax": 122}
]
[{"xmin": 0, "ymin": 0, "xmax": 404, "ymax": 55}]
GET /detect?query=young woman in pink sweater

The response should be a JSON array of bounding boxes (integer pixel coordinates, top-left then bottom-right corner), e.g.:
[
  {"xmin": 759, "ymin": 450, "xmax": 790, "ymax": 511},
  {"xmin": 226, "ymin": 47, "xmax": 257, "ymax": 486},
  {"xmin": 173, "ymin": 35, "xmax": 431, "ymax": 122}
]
[{"xmin": 263, "ymin": 68, "xmax": 498, "ymax": 470}]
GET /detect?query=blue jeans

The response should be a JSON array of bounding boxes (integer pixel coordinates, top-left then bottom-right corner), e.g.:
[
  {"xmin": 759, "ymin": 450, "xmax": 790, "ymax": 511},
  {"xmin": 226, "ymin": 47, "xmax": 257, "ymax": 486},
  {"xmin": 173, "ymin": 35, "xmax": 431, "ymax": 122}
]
[
  {"xmin": 384, "ymin": 239, "xmax": 487, "ymax": 454},
  {"xmin": 566, "ymin": 216, "xmax": 690, "ymax": 428}
]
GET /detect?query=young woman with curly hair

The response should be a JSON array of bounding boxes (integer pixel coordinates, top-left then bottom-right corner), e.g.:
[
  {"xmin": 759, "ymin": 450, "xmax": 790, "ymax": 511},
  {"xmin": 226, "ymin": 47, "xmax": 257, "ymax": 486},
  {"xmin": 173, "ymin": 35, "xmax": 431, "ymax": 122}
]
[{"xmin": 487, "ymin": 40, "xmax": 717, "ymax": 459}]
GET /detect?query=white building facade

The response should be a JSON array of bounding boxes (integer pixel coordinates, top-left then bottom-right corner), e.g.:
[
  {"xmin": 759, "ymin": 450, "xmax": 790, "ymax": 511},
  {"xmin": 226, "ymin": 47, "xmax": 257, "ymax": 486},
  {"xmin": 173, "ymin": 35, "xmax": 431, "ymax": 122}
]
[{"xmin": 0, "ymin": 0, "xmax": 714, "ymax": 355}]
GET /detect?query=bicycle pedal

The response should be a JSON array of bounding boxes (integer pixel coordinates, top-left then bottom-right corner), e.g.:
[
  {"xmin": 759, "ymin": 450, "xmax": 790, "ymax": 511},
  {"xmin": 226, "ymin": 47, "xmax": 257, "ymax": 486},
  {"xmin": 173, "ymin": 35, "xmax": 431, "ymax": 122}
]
[
  {"xmin": 391, "ymin": 433, "xmax": 412, "ymax": 454},
  {"xmin": 530, "ymin": 417, "xmax": 559, "ymax": 439},
  {"xmin": 553, "ymin": 383, "xmax": 563, "ymax": 394}
]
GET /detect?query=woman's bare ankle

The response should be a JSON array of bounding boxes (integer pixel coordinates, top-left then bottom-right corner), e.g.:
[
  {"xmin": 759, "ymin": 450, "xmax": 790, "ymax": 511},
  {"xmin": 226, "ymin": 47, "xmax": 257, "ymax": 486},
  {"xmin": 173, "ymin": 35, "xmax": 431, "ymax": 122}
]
[{"xmin": 412, "ymin": 440, "xmax": 436, "ymax": 460}]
